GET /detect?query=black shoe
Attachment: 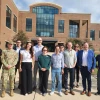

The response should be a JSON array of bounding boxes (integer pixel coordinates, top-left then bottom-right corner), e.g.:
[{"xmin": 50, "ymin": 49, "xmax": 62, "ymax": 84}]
[
  {"xmin": 32, "ymin": 86, "xmax": 37, "ymax": 91},
  {"xmin": 62, "ymin": 84, "xmax": 65, "ymax": 88},
  {"xmin": 95, "ymin": 92, "xmax": 100, "ymax": 95}
]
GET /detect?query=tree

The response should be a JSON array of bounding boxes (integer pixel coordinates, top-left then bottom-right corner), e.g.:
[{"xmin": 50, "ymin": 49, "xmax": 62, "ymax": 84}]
[
  {"xmin": 12, "ymin": 30, "xmax": 29, "ymax": 45},
  {"xmin": 67, "ymin": 38, "xmax": 83, "ymax": 47}
]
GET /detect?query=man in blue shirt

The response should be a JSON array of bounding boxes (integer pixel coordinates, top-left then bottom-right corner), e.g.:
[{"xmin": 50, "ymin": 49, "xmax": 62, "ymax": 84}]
[{"xmin": 50, "ymin": 45, "xmax": 64, "ymax": 96}]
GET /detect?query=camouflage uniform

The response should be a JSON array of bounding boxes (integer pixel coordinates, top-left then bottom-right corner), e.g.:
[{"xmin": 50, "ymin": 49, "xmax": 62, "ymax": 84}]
[{"xmin": 1, "ymin": 49, "xmax": 18, "ymax": 91}]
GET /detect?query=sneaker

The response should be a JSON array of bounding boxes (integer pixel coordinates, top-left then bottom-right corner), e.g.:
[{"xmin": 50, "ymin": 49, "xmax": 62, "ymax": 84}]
[
  {"xmin": 25, "ymin": 93, "xmax": 28, "ymax": 96},
  {"xmin": 58, "ymin": 92, "xmax": 63, "ymax": 96},
  {"xmin": 43, "ymin": 93, "xmax": 47, "ymax": 96},
  {"xmin": 50, "ymin": 91, "xmax": 54, "ymax": 95},
  {"xmin": 40, "ymin": 92, "xmax": 43, "ymax": 95}
]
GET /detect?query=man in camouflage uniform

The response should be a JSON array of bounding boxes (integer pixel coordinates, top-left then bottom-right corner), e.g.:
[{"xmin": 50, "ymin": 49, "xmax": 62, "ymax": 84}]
[{"xmin": 1, "ymin": 41, "xmax": 18, "ymax": 98}]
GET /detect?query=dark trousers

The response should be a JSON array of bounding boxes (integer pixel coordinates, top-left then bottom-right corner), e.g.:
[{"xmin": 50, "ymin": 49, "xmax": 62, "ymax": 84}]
[
  {"xmin": 64, "ymin": 68, "xmax": 74, "ymax": 91},
  {"xmin": 0, "ymin": 63, "xmax": 2, "ymax": 69},
  {"xmin": 80, "ymin": 66, "xmax": 91, "ymax": 92},
  {"xmin": 0, "ymin": 61, "xmax": 2, "ymax": 69},
  {"xmin": 74, "ymin": 65, "xmax": 80, "ymax": 83},
  {"xmin": 21, "ymin": 62, "xmax": 32, "ymax": 95},
  {"xmin": 97, "ymin": 69, "xmax": 100, "ymax": 93},
  {"xmin": 39, "ymin": 70, "xmax": 49, "ymax": 93}
]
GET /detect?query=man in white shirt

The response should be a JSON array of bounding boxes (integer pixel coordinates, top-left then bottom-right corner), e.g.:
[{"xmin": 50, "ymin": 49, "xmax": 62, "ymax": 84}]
[
  {"xmin": 33, "ymin": 37, "xmax": 44, "ymax": 91},
  {"xmin": 77, "ymin": 42, "xmax": 96, "ymax": 96}
]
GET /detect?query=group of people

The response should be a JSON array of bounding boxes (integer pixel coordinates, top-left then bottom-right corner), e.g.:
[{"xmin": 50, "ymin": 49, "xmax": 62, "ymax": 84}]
[{"xmin": 0, "ymin": 37, "xmax": 100, "ymax": 98}]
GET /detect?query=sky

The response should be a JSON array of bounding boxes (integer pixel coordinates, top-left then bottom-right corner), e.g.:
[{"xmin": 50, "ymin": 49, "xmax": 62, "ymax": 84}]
[{"xmin": 13, "ymin": 0, "xmax": 100, "ymax": 23}]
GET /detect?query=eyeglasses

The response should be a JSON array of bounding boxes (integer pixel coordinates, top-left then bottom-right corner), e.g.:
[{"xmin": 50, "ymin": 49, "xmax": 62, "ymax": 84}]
[{"xmin": 43, "ymin": 50, "xmax": 47, "ymax": 51}]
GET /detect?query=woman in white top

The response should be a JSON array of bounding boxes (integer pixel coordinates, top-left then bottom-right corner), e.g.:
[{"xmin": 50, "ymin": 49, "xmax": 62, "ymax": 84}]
[{"xmin": 19, "ymin": 41, "xmax": 34, "ymax": 96}]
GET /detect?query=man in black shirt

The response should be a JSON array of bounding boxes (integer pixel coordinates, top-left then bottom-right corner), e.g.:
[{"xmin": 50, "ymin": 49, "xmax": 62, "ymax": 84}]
[{"xmin": 95, "ymin": 54, "xmax": 100, "ymax": 95}]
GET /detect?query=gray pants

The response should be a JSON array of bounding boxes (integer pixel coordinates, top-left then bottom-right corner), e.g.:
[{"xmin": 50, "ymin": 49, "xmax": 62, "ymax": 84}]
[
  {"xmin": 97, "ymin": 69, "xmax": 100, "ymax": 93},
  {"xmin": 33, "ymin": 62, "xmax": 39, "ymax": 87}
]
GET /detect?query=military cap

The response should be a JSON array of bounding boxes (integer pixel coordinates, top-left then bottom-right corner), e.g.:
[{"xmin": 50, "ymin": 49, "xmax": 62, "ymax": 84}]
[
  {"xmin": 27, "ymin": 41, "xmax": 31, "ymax": 43},
  {"xmin": 7, "ymin": 40, "xmax": 13, "ymax": 45}
]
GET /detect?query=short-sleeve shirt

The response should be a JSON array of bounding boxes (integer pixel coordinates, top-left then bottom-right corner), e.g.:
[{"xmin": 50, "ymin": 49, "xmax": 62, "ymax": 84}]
[{"xmin": 20, "ymin": 50, "xmax": 32, "ymax": 62}]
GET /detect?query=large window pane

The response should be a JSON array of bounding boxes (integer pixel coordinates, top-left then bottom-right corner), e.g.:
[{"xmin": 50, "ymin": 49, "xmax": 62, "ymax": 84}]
[
  {"xmin": 26, "ymin": 18, "xmax": 32, "ymax": 32},
  {"xmin": 13, "ymin": 15, "xmax": 17, "ymax": 32},
  {"xmin": 69, "ymin": 20, "xmax": 79, "ymax": 38},
  {"xmin": 6, "ymin": 6, "xmax": 12, "ymax": 29},
  {"xmin": 90, "ymin": 30, "xmax": 95, "ymax": 40},
  {"xmin": 32, "ymin": 6, "xmax": 59, "ymax": 37},
  {"xmin": 58, "ymin": 20, "xmax": 64, "ymax": 33}
]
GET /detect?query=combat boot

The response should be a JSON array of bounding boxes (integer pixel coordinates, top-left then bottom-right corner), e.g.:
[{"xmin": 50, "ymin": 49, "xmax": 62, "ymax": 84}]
[
  {"xmin": 10, "ymin": 90, "xmax": 14, "ymax": 97},
  {"xmin": 1, "ymin": 90, "xmax": 5, "ymax": 98}
]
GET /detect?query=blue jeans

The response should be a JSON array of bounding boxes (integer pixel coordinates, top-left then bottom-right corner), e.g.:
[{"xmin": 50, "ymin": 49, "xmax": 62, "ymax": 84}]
[{"xmin": 51, "ymin": 68, "xmax": 62, "ymax": 92}]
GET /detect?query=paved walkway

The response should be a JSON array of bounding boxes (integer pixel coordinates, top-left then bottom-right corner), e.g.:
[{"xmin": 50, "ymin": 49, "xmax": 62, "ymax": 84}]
[{"xmin": 0, "ymin": 69, "xmax": 100, "ymax": 100}]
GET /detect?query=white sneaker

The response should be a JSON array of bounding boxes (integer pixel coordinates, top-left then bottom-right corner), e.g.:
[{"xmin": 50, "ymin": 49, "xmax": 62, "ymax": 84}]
[
  {"xmin": 50, "ymin": 91, "xmax": 54, "ymax": 95},
  {"xmin": 58, "ymin": 92, "xmax": 63, "ymax": 96},
  {"xmin": 43, "ymin": 93, "xmax": 47, "ymax": 96},
  {"xmin": 40, "ymin": 92, "xmax": 42, "ymax": 95},
  {"xmin": 25, "ymin": 93, "xmax": 28, "ymax": 96}
]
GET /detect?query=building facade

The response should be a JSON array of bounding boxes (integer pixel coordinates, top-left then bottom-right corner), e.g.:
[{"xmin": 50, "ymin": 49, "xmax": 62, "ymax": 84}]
[{"xmin": 0, "ymin": 0, "xmax": 100, "ymax": 52}]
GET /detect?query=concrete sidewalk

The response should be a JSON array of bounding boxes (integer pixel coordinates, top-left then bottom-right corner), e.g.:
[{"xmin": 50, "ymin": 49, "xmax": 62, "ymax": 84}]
[{"xmin": 0, "ymin": 69, "xmax": 100, "ymax": 100}]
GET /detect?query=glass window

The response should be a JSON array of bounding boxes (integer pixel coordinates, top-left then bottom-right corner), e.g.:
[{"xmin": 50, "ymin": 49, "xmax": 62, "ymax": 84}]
[
  {"xmin": 6, "ymin": 6, "xmax": 12, "ymax": 28},
  {"xmin": 90, "ymin": 30, "xmax": 95, "ymax": 40},
  {"xmin": 32, "ymin": 6, "xmax": 59, "ymax": 37},
  {"xmin": 69, "ymin": 20, "xmax": 79, "ymax": 38},
  {"xmin": 26, "ymin": 18, "xmax": 32, "ymax": 32},
  {"xmin": 99, "ymin": 31, "xmax": 100, "ymax": 39},
  {"xmin": 58, "ymin": 20, "xmax": 64, "ymax": 33},
  {"xmin": 13, "ymin": 15, "xmax": 17, "ymax": 32}
]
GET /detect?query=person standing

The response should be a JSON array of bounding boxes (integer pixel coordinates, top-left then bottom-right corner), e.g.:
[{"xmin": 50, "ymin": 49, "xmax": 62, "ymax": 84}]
[
  {"xmin": 13, "ymin": 40, "xmax": 24, "ymax": 89},
  {"xmin": 1, "ymin": 41, "xmax": 18, "ymax": 98},
  {"xmin": 56, "ymin": 44, "xmax": 65, "ymax": 88},
  {"xmin": 50, "ymin": 45, "xmax": 64, "ymax": 96},
  {"xmin": 33, "ymin": 37, "xmax": 44, "ymax": 91},
  {"xmin": 95, "ymin": 54, "xmax": 100, "ymax": 95},
  {"xmin": 73, "ymin": 44, "xmax": 80, "ymax": 88},
  {"xmin": 19, "ymin": 41, "xmax": 34, "ymax": 95},
  {"xmin": 77, "ymin": 42, "xmax": 96, "ymax": 96},
  {"xmin": 64, "ymin": 42, "xmax": 77, "ymax": 95},
  {"xmin": 38, "ymin": 46, "xmax": 51, "ymax": 96}
]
